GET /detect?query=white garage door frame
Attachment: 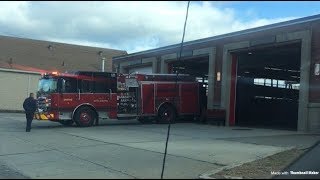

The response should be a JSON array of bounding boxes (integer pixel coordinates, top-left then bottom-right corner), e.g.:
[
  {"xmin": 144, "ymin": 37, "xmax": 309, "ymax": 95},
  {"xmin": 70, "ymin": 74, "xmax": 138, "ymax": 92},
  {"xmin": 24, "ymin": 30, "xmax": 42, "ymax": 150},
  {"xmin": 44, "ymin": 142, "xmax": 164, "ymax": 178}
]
[{"xmin": 221, "ymin": 30, "xmax": 311, "ymax": 132}]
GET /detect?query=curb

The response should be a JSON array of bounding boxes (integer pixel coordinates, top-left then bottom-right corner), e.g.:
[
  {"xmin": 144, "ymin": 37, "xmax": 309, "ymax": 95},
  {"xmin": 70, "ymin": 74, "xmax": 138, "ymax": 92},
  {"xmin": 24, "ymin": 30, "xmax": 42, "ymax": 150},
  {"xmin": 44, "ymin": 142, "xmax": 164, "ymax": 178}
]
[
  {"xmin": 198, "ymin": 147, "xmax": 293, "ymax": 179},
  {"xmin": 272, "ymin": 140, "xmax": 320, "ymax": 179},
  {"xmin": 199, "ymin": 163, "xmax": 244, "ymax": 179}
]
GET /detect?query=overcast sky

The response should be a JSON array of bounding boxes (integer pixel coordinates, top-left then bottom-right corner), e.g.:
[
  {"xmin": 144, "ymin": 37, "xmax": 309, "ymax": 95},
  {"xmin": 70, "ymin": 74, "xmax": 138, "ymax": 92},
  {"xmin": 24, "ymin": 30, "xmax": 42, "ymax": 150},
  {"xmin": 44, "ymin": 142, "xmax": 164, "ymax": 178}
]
[{"xmin": 0, "ymin": 1, "xmax": 320, "ymax": 53}]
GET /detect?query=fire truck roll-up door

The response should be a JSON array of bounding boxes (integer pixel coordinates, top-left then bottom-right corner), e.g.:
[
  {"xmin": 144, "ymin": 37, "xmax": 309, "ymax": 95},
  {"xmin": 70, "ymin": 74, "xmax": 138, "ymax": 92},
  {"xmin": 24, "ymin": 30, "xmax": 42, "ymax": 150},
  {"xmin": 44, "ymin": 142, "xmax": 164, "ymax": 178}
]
[
  {"xmin": 180, "ymin": 83, "xmax": 199, "ymax": 114},
  {"xmin": 141, "ymin": 83, "xmax": 155, "ymax": 115}
]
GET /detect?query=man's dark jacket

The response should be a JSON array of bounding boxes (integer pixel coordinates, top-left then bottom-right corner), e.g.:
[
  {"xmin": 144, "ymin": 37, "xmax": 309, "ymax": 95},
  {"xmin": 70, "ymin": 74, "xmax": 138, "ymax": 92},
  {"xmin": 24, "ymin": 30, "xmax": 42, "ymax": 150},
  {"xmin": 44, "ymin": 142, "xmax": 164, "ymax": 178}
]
[{"xmin": 23, "ymin": 97, "xmax": 37, "ymax": 114}]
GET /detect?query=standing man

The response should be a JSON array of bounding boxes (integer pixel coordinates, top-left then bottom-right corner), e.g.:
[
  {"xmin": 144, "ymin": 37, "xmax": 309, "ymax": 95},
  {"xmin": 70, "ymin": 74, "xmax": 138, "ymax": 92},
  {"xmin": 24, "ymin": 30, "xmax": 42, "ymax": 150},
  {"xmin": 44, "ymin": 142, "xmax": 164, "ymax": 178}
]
[{"xmin": 23, "ymin": 93, "xmax": 37, "ymax": 132}]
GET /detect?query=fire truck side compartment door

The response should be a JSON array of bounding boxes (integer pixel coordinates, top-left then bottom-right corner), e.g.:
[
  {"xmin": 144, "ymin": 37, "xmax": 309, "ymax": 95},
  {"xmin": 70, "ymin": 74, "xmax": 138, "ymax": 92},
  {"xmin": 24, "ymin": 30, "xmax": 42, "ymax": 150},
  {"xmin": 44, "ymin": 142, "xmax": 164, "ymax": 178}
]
[
  {"xmin": 141, "ymin": 83, "xmax": 155, "ymax": 115},
  {"xmin": 180, "ymin": 83, "xmax": 199, "ymax": 114}
]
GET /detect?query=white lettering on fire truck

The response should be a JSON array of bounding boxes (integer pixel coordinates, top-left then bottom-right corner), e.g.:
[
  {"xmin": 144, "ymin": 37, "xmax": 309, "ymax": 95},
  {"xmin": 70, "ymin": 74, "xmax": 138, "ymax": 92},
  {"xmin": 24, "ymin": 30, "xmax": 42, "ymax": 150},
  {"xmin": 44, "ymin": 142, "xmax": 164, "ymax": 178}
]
[{"xmin": 94, "ymin": 99, "xmax": 109, "ymax": 103}]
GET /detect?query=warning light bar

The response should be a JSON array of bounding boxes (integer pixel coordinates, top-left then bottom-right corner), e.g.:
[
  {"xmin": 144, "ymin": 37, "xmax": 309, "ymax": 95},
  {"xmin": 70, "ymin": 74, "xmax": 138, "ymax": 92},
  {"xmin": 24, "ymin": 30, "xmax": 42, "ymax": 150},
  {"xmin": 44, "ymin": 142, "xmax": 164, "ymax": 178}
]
[{"xmin": 42, "ymin": 72, "xmax": 60, "ymax": 77}]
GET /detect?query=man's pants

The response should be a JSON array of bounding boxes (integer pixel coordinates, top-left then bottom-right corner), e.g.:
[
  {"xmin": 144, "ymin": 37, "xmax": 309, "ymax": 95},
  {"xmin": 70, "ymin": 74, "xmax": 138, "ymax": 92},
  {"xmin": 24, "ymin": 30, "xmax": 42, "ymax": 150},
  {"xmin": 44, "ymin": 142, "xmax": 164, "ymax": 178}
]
[{"xmin": 26, "ymin": 113, "xmax": 33, "ymax": 132}]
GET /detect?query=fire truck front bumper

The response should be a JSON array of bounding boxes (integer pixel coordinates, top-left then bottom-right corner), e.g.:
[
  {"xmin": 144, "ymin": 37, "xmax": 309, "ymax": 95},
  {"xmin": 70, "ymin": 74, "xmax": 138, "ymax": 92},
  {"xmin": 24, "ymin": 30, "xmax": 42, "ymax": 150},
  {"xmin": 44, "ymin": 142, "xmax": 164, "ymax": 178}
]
[{"xmin": 34, "ymin": 112, "xmax": 55, "ymax": 120}]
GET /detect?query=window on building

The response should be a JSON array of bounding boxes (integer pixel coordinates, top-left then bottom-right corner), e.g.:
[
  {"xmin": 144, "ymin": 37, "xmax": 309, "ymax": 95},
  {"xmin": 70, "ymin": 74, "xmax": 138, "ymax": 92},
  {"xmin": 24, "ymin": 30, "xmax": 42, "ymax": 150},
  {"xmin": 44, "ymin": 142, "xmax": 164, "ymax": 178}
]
[
  {"xmin": 265, "ymin": 79, "xmax": 271, "ymax": 86},
  {"xmin": 272, "ymin": 79, "xmax": 277, "ymax": 87},
  {"xmin": 278, "ymin": 80, "xmax": 286, "ymax": 88},
  {"xmin": 292, "ymin": 84, "xmax": 300, "ymax": 90},
  {"xmin": 253, "ymin": 78, "xmax": 299, "ymax": 90},
  {"xmin": 254, "ymin": 78, "xmax": 265, "ymax": 86}
]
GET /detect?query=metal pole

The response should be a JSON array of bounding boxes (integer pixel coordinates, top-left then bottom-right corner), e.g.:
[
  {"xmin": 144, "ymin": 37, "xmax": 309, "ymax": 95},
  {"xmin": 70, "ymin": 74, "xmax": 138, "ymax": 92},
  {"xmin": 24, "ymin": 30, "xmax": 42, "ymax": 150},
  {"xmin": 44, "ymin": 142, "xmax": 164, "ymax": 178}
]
[
  {"xmin": 102, "ymin": 57, "xmax": 105, "ymax": 72},
  {"xmin": 27, "ymin": 74, "xmax": 31, "ymax": 97}
]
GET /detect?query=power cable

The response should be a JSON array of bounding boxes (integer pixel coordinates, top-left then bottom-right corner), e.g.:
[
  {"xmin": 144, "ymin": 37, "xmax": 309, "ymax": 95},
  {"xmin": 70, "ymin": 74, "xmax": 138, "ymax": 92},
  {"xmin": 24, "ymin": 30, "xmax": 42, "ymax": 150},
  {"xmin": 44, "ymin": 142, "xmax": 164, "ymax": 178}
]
[{"xmin": 160, "ymin": 1, "xmax": 190, "ymax": 179}]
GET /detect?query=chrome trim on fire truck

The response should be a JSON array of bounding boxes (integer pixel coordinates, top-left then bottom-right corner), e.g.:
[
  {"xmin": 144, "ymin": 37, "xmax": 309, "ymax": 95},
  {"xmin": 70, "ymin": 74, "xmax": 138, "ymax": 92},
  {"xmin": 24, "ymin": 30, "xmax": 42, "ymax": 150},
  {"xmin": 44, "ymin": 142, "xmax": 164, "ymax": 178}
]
[
  {"xmin": 179, "ymin": 83, "xmax": 181, "ymax": 113},
  {"xmin": 59, "ymin": 112, "xmax": 72, "ymax": 120},
  {"xmin": 97, "ymin": 111, "xmax": 108, "ymax": 119},
  {"xmin": 154, "ymin": 83, "xmax": 156, "ymax": 113},
  {"xmin": 141, "ymin": 84, "xmax": 144, "ymax": 114},
  {"xmin": 117, "ymin": 114, "xmax": 138, "ymax": 118},
  {"xmin": 139, "ymin": 114, "xmax": 156, "ymax": 117},
  {"xmin": 109, "ymin": 89, "xmax": 112, "ymax": 100}
]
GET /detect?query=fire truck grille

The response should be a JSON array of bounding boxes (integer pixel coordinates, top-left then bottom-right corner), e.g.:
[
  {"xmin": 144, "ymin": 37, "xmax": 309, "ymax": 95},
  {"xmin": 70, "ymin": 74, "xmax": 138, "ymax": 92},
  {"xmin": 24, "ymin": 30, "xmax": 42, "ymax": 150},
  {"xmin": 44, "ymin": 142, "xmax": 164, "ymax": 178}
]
[{"xmin": 37, "ymin": 99, "xmax": 49, "ymax": 112}]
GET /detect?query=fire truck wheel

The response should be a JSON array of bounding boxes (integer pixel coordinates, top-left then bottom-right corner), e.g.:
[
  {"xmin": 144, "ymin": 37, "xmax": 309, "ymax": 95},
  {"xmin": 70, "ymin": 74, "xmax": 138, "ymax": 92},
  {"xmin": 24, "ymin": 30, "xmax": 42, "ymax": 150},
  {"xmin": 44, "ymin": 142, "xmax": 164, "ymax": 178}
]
[
  {"xmin": 59, "ymin": 120, "xmax": 74, "ymax": 126},
  {"xmin": 74, "ymin": 107, "xmax": 96, "ymax": 127},
  {"xmin": 157, "ymin": 105, "xmax": 176, "ymax": 124}
]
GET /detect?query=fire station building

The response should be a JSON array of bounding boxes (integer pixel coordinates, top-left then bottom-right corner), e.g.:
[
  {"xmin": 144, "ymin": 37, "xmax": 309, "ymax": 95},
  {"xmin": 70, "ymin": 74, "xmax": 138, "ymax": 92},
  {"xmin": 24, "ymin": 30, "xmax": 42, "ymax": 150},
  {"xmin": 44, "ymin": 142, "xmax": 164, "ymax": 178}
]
[
  {"xmin": 113, "ymin": 14, "xmax": 320, "ymax": 132},
  {"xmin": 0, "ymin": 36, "xmax": 126, "ymax": 112}
]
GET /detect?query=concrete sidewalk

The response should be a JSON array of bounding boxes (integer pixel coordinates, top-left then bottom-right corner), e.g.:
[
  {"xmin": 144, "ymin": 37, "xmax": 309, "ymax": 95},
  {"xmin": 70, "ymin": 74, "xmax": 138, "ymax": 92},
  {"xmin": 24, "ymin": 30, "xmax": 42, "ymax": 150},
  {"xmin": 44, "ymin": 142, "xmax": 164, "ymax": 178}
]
[{"xmin": 274, "ymin": 141, "xmax": 320, "ymax": 179}]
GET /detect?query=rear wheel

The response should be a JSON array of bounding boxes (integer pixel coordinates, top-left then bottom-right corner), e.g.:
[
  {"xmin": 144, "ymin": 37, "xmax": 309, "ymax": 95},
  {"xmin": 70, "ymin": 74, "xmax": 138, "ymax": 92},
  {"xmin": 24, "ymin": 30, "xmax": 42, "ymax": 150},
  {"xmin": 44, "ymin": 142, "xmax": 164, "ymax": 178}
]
[
  {"xmin": 59, "ymin": 120, "xmax": 74, "ymax": 126},
  {"xmin": 157, "ymin": 104, "xmax": 176, "ymax": 124},
  {"xmin": 74, "ymin": 107, "xmax": 96, "ymax": 127}
]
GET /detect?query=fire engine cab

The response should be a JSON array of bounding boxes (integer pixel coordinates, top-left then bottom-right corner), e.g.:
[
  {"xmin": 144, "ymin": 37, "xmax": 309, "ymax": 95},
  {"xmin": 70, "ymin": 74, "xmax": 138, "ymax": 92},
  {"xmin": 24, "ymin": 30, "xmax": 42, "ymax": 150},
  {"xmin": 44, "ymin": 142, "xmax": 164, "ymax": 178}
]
[{"xmin": 35, "ymin": 71, "xmax": 207, "ymax": 127}]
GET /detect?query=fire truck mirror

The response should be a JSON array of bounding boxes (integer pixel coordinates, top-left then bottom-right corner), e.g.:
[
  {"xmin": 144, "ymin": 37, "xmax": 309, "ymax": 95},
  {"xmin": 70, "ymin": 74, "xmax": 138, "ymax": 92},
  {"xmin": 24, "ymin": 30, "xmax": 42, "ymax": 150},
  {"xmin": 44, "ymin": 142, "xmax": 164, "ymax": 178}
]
[
  {"xmin": 60, "ymin": 79, "xmax": 66, "ymax": 93},
  {"xmin": 58, "ymin": 78, "xmax": 62, "ymax": 94},
  {"xmin": 109, "ymin": 89, "xmax": 112, "ymax": 100}
]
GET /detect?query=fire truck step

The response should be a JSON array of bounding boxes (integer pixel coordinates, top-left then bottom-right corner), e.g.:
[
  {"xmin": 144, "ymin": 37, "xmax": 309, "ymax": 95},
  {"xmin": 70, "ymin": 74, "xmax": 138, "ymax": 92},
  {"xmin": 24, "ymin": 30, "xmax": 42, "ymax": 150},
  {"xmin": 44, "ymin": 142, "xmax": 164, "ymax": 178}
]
[{"xmin": 117, "ymin": 114, "xmax": 138, "ymax": 120}]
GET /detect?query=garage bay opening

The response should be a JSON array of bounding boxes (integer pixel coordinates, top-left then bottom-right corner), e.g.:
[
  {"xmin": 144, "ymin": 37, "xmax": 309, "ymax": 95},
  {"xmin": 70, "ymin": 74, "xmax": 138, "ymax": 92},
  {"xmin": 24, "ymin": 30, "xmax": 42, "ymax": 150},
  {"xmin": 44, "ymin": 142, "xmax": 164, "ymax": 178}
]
[{"xmin": 234, "ymin": 42, "xmax": 301, "ymax": 130}]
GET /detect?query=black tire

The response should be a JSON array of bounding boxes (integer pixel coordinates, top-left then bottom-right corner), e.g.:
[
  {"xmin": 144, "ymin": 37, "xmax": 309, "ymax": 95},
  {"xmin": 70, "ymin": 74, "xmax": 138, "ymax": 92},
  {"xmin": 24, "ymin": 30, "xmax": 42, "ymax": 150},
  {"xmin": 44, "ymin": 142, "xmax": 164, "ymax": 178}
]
[
  {"xmin": 138, "ymin": 117, "xmax": 153, "ymax": 124},
  {"xmin": 157, "ymin": 104, "xmax": 176, "ymax": 124},
  {"xmin": 59, "ymin": 120, "xmax": 74, "ymax": 126},
  {"xmin": 74, "ymin": 107, "xmax": 96, "ymax": 127}
]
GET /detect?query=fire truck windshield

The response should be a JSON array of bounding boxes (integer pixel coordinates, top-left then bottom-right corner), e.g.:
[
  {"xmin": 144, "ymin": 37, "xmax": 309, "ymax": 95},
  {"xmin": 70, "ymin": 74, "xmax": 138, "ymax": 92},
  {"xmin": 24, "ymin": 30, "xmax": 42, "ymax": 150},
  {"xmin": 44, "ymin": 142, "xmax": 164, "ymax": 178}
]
[{"xmin": 38, "ymin": 78, "xmax": 58, "ymax": 94}]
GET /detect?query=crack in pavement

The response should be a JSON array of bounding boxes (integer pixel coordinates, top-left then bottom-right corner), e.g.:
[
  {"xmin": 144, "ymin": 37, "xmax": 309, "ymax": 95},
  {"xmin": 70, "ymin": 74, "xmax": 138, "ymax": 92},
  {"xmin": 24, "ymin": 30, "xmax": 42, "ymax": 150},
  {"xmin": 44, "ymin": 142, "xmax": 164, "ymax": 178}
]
[{"xmin": 0, "ymin": 150, "xmax": 52, "ymax": 157}]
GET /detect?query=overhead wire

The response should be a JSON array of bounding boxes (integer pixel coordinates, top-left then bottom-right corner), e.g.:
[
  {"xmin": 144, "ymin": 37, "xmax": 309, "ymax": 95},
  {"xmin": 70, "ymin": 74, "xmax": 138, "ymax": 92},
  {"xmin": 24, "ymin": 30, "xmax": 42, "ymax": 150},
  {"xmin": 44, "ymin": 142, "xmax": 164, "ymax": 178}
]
[{"xmin": 160, "ymin": 1, "xmax": 190, "ymax": 179}]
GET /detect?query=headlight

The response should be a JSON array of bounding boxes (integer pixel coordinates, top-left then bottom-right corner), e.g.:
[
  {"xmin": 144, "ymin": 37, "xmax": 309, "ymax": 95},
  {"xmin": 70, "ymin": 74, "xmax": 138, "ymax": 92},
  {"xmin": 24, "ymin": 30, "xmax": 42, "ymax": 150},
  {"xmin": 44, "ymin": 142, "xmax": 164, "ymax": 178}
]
[{"xmin": 45, "ymin": 99, "xmax": 51, "ymax": 107}]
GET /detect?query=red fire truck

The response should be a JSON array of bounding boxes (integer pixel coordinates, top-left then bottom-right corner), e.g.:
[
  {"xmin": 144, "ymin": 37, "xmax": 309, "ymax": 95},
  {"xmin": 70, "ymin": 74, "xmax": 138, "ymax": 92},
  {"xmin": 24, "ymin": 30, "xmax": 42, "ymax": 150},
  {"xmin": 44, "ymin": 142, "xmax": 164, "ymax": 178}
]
[{"xmin": 35, "ymin": 71, "xmax": 207, "ymax": 127}]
